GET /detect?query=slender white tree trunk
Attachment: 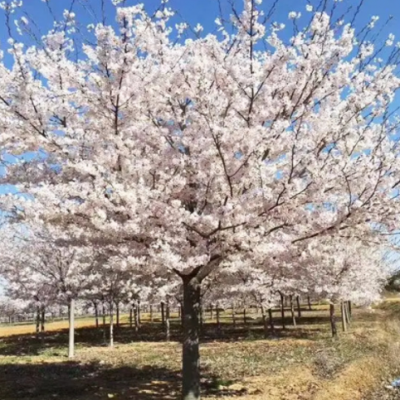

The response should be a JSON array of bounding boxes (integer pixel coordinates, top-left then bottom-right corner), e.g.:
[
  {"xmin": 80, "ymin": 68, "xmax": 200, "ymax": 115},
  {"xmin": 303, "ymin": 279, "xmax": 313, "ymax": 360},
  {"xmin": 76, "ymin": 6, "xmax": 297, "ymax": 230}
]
[
  {"xmin": 109, "ymin": 301, "xmax": 114, "ymax": 347},
  {"xmin": 68, "ymin": 298, "xmax": 75, "ymax": 358}
]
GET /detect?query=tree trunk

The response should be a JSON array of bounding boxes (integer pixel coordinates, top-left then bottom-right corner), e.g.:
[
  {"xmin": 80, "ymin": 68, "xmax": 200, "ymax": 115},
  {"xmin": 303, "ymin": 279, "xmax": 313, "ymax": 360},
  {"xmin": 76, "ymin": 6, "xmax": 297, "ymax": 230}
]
[
  {"xmin": 166, "ymin": 296, "xmax": 171, "ymax": 341},
  {"xmin": 216, "ymin": 304, "xmax": 221, "ymax": 332},
  {"xmin": 129, "ymin": 307, "xmax": 133, "ymax": 328},
  {"xmin": 341, "ymin": 302, "xmax": 347, "ymax": 332},
  {"xmin": 68, "ymin": 298, "xmax": 75, "ymax": 358},
  {"xmin": 280, "ymin": 293, "xmax": 286, "ymax": 329},
  {"xmin": 116, "ymin": 302, "xmax": 120, "ymax": 328},
  {"xmin": 94, "ymin": 302, "xmax": 99, "ymax": 329},
  {"xmin": 296, "ymin": 296, "xmax": 301, "ymax": 318},
  {"xmin": 41, "ymin": 306, "xmax": 45, "ymax": 332},
  {"xmin": 307, "ymin": 296, "xmax": 312, "ymax": 311},
  {"xmin": 150, "ymin": 304, "xmax": 153, "ymax": 323},
  {"xmin": 36, "ymin": 306, "xmax": 40, "ymax": 335},
  {"xmin": 161, "ymin": 302, "xmax": 165, "ymax": 326},
  {"xmin": 109, "ymin": 302, "xmax": 114, "ymax": 347},
  {"xmin": 345, "ymin": 301, "xmax": 351, "ymax": 325},
  {"xmin": 261, "ymin": 307, "xmax": 268, "ymax": 338},
  {"xmin": 182, "ymin": 276, "xmax": 201, "ymax": 400},
  {"xmin": 134, "ymin": 304, "xmax": 139, "ymax": 333},
  {"xmin": 243, "ymin": 307, "xmax": 247, "ymax": 326},
  {"xmin": 290, "ymin": 296, "xmax": 297, "ymax": 327},
  {"xmin": 268, "ymin": 308, "xmax": 274, "ymax": 333},
  {"xmin": 231, "ymin": 303, "xmax": 236, "ymax": 328},
  {"xmin": 348, "ymin": 301, "xmax": 352, "ymax": 319},
  {"xmin": 102, "ymin": 302, "xmax": 106, "ymax": 343},
  {"xmin": 199, "ymin": 299, "xmax": 203, "ymax": 331},
  {"xmin": 210, "ymin": 304, "xmax": 213, "ymax": 321},
  {"xmin": 138, "ymin": 299, "xmax": 141, "ymax": 325},
  {"xmin": 330, "ymin": 303, "xmax": 337, "ymax": 338}
]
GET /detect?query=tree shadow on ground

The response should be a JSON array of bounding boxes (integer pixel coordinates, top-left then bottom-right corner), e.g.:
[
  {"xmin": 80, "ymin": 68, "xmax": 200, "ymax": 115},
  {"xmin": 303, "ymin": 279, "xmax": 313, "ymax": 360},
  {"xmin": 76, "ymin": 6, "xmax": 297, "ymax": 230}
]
[
  {"xmin": 0, "ymin": 360, "xmax": 236, "ymax": 400},
  {"xmin": 0, "ymin": 310, "xmax": 337, "ymax": 357}
]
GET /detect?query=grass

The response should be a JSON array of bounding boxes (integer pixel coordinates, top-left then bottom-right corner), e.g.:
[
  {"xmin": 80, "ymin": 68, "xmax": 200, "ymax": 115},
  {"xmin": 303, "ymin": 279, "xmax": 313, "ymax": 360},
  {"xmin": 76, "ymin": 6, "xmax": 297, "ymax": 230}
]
[{"xmin": 0, "ymin": 304, "xmax": 398, "ymax": 399}]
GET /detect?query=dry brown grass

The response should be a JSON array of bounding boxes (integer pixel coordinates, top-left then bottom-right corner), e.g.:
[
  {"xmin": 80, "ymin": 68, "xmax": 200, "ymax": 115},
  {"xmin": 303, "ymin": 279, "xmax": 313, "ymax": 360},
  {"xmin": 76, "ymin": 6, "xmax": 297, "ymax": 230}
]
[{"xmin": 0, "ymin": 304, "xmax": 398, "ymax": 399}]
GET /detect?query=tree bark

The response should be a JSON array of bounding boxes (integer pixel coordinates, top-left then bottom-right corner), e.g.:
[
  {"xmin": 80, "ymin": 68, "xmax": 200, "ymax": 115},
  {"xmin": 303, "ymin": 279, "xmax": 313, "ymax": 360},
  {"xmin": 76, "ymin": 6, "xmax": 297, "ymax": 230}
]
[
  {"xmin": 231, "ymin": 303, "xmax": 236, "ymax": 328},
  {"xmin": 109, "ymin": 301, "xmax": 114, "ymax": 347},
  {"xmin": 345, "ymin": 301, "xmax": 351, "ymax": 325},
  {"xmin": 41, "ymin": 306, "xmax": 45, "ymax": 332},
  {"xmin": 134, "ymin": 304, "xmax": 139, "ymax": 333},
  {"xmin": 161, "ymin": 302, "xmax": 165, "ymax": 326},
  {"xmin": 341, "ymin": 302, "xmax": 347, "ymax": 332},
  {"xmin": 307, "ymin": 296, "xmax": 312, "ymax": 311},
  {"xmin": 268, "ymin": 308, "xmax": 274, "ymax": 333},
  {"xmin": 210, "ymin": 304, "xmax": 213, "ymax": 321},
  {"xmin": 330, "ymin": 303, "xmax": 337, "ymax": 338},
  {"xmin": 68, "ymin": 298, "xmax": 75, "ymax": 358},
  {"xmin": 182, "ymin": 276, "xmax": 201, "ymax": 400},
  {"xmin": 216, "ymin": 303, "xmax": 221, "ymax": 332},
  {"xmin": 129, "ymin": 307, "xmax": 133, "ymax": 328},
  {"xmin": 102, "ymin": 302, "xmax": 106, "ymax": 343},
  {"xmin": 296, "ymin": 296, "xmax": 301, "ymax": 318},
  {"xmin": 165, "ymin": 296, "xmax": 171, "ymax": 341},
  {"xmin": 348, "ymin": 301, "xmax": 352, "ymax": 319},
  {"xmin": 138, "ymin": 299, "xmax": 141, "ymax": 325},
  {"xmin": 36, "ymin": 306, "xmax": 40, "ymax": 335},
  {"xmin": 94, "ymin": 302, "xmax": 99, "ymax": 329},
  {"xmin": 290, "ymin": 296, "xmax": 297, "ymax": 327},
  {"xmin": 261, "ymin": 307, "xmax": 268, "ymax": 338},
  {"xmin": 243, "ymin": 307, "xmax": 247, "ymax": 326},
  {"xmin": 116, "ymin": 302, "xmax": 120, "ymax": 328},
  {"xmin": 280, "ymin": 293, "xmax": 286, "ymax": 329},
  {"xmin": 150, "ymin": 304, "xmax": 153, "ymax": 323}
]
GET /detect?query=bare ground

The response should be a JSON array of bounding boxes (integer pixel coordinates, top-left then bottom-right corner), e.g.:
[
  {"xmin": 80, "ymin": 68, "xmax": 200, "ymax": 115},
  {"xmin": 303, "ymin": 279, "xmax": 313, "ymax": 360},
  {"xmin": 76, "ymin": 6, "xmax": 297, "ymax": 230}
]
[{"xmin": 0, "ymin": 305, "xmax": 399, "ymax": 400}]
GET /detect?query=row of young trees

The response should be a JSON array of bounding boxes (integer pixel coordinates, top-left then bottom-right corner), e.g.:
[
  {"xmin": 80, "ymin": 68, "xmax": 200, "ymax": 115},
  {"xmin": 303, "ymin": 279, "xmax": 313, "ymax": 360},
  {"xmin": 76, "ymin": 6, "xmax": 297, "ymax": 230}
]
[{"xmin": 0, "ymin": 0, "xmax": 398, "ymax": 398}]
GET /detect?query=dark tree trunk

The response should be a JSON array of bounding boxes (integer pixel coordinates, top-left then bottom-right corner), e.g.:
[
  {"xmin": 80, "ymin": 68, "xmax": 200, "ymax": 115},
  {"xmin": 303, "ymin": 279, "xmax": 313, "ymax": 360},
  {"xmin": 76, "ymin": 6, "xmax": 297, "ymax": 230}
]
[
  {"xmin": 296, "ymin": 296, "xmax": 301, "ymax": 318},
  {"xmin": 210, "ymin": 304, "xmax": 213, "ymax": 321},
  {"xmin": 280, "ymin": 293, "xmax": 286, "ymax": 329},
  {"xmin": 150, "ymin": 304, "xmax": 153, "ymax": 323},
  {"xmin": 161, "ymin": 302, "xmax": 165, "ymax": 326},
  {"xmin": 348, "ymin": 301, "xmax": 352, "ymax": 319},
  {"xmin": 261, "ymin": 307, "xmax": 268, "ymax": 338},
  {"xmin": 231, "ymin": 303, "xmax": 236, "ymax": 328},
  {"xmin": 116, "ymin": 302, "xmax": 120, "ymax": 328},
  {"xmin": 199, "ymin": 299, "xmax": 203, "ymax": 331},
  {"xmin": 341, "ymin": 302, "xmax": 347, "ymax": 332},
  {"xmin": 243, "ymin": 307, "xmax": 247, "ymax": 326},
  {"xmin": 41, "ymin": 307, "xmax": 45, "ymax": 332},
  {"xmin": 181, "ymin": 303, "xmax": 185, "ymax": 327},
  {"xmin": 330, "ymin": 304, "xmax": 337, "ymax": 338},
  {"xmin": 129, "ymin": 307, "xmax": 133, "ymax": 328},
  {"xmin": 102, "ymin": 303, "xmax": 106, "ymax": 343},
  {"xmin": 307, "ymin": 296, "xmax": 312, "ymax": 311},
  {"xmin": 94, "ymin": 302, "xmax": 99, "ymax": 329},
  {"xmin": 290, "ymin": 296, "xmax": 297, "ymax": 327},
  {"xmin": 268, "ymin": 308, "xmax": 274, "ymax": 333},
  {"xmin": 182, "ymin": 276, "xmax": 201, "ymax": 400},
  {"xmin": 36, "ymin": 306, "xmax": 40, "ymax": 335},
  {"xmin": 138, "ymin": 300, "xmax": 141, "ymax": 325},
  {"xmin": 134, "ymin": 304, "xmax": 139, "ymax": 332}
]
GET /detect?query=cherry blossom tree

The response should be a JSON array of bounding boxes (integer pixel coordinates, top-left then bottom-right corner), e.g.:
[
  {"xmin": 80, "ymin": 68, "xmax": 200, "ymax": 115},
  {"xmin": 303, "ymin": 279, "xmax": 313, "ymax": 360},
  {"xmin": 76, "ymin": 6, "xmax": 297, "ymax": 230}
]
[{"xmin": 1, "ymin": 0, "xmax": 400, "ymax": 398}]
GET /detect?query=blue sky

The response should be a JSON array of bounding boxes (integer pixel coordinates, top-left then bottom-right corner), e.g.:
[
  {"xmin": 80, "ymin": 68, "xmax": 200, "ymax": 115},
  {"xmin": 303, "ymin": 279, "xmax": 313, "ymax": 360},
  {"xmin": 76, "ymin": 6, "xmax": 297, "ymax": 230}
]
[{"xmin": 1, "ymin": 0, "xmax": 400, "ymax": 47}]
